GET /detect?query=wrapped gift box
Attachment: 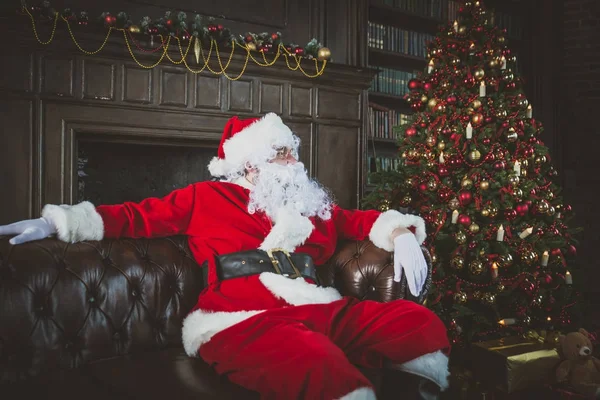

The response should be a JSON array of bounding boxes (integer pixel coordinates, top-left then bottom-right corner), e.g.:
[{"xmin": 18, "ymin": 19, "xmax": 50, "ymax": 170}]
[{"xmin": 470, "ymin": 335, "xmax": 561, "ymax": 394}]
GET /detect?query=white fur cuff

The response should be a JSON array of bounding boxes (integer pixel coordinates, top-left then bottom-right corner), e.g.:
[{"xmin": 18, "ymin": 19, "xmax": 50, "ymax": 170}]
[
  {"xmin": 259, "ymin": 208, "xmax": 314, "ymax": 253},
  {"xmin": 388, "ymin": 350, "xmax": 450, "ymax": 391},
  {"xmin": 259, "ymin": 272, "xmax": 342, "ymax": 305},
  {"xmin": 41, "ymin": 201, "xmax": 104, "ymax": 243},
  {"xmin": 369, "ymin": 210, "xmax": 426, "ymax": 251}
]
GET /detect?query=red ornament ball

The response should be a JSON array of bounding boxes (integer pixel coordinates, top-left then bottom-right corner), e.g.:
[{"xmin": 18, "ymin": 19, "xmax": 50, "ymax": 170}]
[
  {"xmin": 271, "ymin": 32, "xmax": 279, "ymax": 40},
  {"xmin": 423, "ymin": 82, "xmax": 433, "ymax": 92},
  {"xmin": 447, "ymin": 94, "xmax": 458, "ymax": 104},
  {"xmin": 459, "ymin": 191, "xmax": 473, "ymax": 206},
  {"xmin": 494, "ymin": 161, "xmax": 506, "ymax": 170},
  {"xmin": 438, "ymin": 166, "xmax": 450, "ymax": 177},
  {"xmin": 458, "ymin": 214, "xmax": 471, "ymax": 226},
  {"xmin": 551, "ymin": 248, "xmax": 562, "ymax": 257},
  {"xmin": 408, "ymin": 79, "xmax": 422, "ymax": 90},
  {"xmin": 419, "ymin": 183, "xmax": 428, "ymax": 192},
  {"xmin": 568, "ymin": 245, "xmax": 577, "ymax": 256},
  {"xmin": 516, "ymin": 203, "xmax": 529, "ymax": 216},
  {"xmin": 405, "ymin": 127, "xmax": 417, "ymax": 137},
  {"xmin": 438, "ymin": 187, "xmax": 452, "ymax": 201}
]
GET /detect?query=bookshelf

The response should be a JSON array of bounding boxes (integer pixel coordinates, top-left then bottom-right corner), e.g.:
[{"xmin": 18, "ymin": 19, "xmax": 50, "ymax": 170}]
[{"xmin": 364, "ymin": 0, "xmax": 525, "ymax": 196}]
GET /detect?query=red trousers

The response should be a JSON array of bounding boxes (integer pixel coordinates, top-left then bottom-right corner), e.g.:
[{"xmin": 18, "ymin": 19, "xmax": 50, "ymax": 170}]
[{"xmin": 198, "ymin": 297, "xmax": 449, "ymax": 400}]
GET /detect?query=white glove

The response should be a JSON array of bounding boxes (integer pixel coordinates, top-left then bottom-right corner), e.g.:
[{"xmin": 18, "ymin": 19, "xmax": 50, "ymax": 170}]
[
  {"xmin": 0, "ymin": 217, "xmax": 56, "ymax": 245},
  {"xmin": 393, "ymin": 233, "xmax": 428, "ymax": 297}
]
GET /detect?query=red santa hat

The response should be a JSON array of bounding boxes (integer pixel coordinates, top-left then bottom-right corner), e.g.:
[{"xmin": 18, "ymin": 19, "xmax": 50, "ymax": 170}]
[{"xmin": 208, "ymin": 113, "xmax": 300, "ymax": 178}]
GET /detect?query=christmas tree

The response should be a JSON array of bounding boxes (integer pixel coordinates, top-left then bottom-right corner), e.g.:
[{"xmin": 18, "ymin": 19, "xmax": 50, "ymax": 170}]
[{"xmin": 363, "ymin": 0, "xmax": 583, "ymax": 345}]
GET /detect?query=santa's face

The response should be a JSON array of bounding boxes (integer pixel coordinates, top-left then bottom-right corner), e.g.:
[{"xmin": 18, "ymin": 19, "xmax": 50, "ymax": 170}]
[{"xmin": 246, "ymin": 149, "xmax": 333, "ymax": 222}]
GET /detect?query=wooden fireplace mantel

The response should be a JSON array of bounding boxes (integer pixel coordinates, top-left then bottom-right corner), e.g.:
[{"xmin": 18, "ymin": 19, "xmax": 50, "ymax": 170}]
[{"xmin": 0, "ymin": 21, "xmax": 376, "ymax": 223}]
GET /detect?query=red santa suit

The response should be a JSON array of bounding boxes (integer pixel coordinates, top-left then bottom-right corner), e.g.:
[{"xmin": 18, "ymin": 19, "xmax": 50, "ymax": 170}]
[{"xmin": 39, "ymin": 113, "xmax": 450, "ymax": 400}]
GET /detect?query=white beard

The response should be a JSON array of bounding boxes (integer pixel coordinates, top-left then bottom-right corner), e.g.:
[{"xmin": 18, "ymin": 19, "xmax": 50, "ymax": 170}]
[{"xmin": 247, "ymin": 162, "xmax": 333, "ymax": 222}]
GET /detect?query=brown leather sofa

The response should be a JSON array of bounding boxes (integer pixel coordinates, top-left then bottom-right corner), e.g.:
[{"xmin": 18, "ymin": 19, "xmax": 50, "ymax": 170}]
[{"xmin": 0, "ymin": 235, "xmax": 433, "ymax": 399}]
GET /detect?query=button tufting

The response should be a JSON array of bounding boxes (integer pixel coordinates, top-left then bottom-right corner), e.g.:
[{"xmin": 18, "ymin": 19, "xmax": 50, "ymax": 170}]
[
  {"xmin": 88, "ymin": 297, "xmax": 96, "ymax": 304},
  {"xmin": 370, "ymin": 286, "xmax": 376, "ymax": 292},
  {"xmin": 113, "ymin": 332, "xmax": 121, "ymax": 340},
  {"xmin": 131, "ymin": 290, "xmax": 138, "ymax": 297}
]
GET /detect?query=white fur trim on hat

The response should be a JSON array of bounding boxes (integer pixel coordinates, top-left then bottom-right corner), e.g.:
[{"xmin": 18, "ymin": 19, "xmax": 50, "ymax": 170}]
[
  {"xmin": 369, "ymin": 210, "xmax": 426, "ymax": 251},
  {"xmin": 181, "ymin": 309, "xmax": 264, "ymax": 356},
  {"xmin": 209, "ymin": 113, "xmax": 300, "ymax": 178},
  {"xmin": 41, "ymin": 201, "xmax": 104, "ymax": 243},
  {"xmin": 259, "ymin": 272, "xmax": 342, "ymax": 306}
]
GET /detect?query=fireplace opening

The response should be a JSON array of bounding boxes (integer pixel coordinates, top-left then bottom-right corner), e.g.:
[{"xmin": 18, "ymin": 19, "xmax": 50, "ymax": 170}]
[{"xmin": 77, "ymin": 138, "xmax": 216, "ymax": 206}]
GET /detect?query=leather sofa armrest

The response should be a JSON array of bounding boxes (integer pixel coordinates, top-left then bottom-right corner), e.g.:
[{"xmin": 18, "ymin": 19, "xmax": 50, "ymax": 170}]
[{"xmin": 318, "ymin": 240, "xmax": 432, "ymax": 305}]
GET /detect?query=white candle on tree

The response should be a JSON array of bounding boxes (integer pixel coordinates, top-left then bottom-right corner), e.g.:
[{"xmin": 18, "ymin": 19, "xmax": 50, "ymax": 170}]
[
  {"xmin": 451, "ymin": 210, "xmax": 459, "ymax": 224},
  {"xmin": 496, "ymin": 224, "xmax": 505, "ymax": 241},
  {"xmin": 513, "ymin": 160, "xmax": 521, "ymax": 176},
  {"xmin": 526, "ymin": 104, "xmax": 533, "ymax": 118},
  {"xmin": 519, "ymin": 227, "xmax": 533, "ymax": 239},
  {"xmin": 491, "ymin": 262, "xmax": 499, "ymax": 279},
  {"xmin": 541, "ymin": 251, "xmax": 549, "ymax": 267},
  {"xmin": 479, "ymin": 81, "xmax": 486, "ymax": 97},
  {"xmin": 565, "ymin": 271, "xmax": 573, "ymax": 285},
  {"xmin": 466, "ymin": 122, "xmax": 473, "ymax": 139}
]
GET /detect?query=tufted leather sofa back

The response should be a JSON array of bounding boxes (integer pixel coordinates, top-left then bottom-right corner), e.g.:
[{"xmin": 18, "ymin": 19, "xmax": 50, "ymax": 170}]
[
  {"xmin": 0, "ymin": 236, "xmax": 204, "ymax": 383},
  {"xmin": 0, "ymin": 236, "xmax": 430, "ymax": 384}
]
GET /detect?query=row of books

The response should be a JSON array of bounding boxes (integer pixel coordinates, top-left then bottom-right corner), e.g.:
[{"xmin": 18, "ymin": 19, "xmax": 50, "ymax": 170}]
[
  {"xmin": 368, "ymin": 22, "xmax": 434, "ymax": 59},
  {"xmin": 378, "ymin": 0, "xmax": 449, "ymax": 20},
  {"xmin": 368, "ymin": 106, "xmax": 410, "ymax": 140},
  {"xmin": 367, "ymin": 156, "xmax": 402, "ymax": 183},
  {"xmin": 369, "ymin": 66, "xmax": 419, "ymax": 97}
]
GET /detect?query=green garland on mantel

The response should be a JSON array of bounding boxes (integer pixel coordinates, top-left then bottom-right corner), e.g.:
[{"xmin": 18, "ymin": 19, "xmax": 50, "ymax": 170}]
[{"xmin": 17, "ymin": 0, "xmax": 332, "ymax": 61}]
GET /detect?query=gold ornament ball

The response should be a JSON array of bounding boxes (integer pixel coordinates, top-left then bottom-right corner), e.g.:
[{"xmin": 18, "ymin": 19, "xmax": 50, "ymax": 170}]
[
  {"xmin": 379, "ymin": 200, "xmax": 391, "ymax": 211},
  {"xmin": 472, "ymin": 113, "xmax": 484, "ymax": 125},
  {"xmin": 469, "ymin": 260, "xmax": 484, "ymax": 275},
  {"xmin": 506, "ymin": 128, "xmax": 518, "ymax": 142},
  {"xmin": 498, "ymin": 36, "xmax": 506, "ymax": 43},
  {"xmin": 469, "ymin": 223, "xmax": 480, "ymax": 233},
  {"xmin": 499, "ymin": 253, "xmax": 513, "ymax": 268},
  {"xmin": 474, "ymin": 69, "xmax": 485, "ymax": 80},
  {"xmin": 546, "ymin": 191, "xmax": 555, "ymax": 200},
  {"xmin": 479, "ymin": 248, "xmax": 487, "ymax": 257},
  {"xmin": 496, "ymin": 109, "xmax": 508, "ymax": 118},
  {"xmin": 407, "ymin": 149, "xmax": 420, "ymax": 160},
  {"xmin": 480, "ymin": 180, "xmax": 490, "ymax": 190},
  {"xmin": 547, "ymin": 206, "xmax": 556, "ymax": 216},
  {"xmin": 449, "ymin": 198, "xmax": 460, "ymax": 210},
  {"xmin": 508, "ymin": 175, "xmax": 520, "ymax": 186},
  {"xmin": 497, "ymin": 283, "xmax": 505, "ymax": 292},
  {"xmin": 426, "ymin": 161, "xmax": 436, "ymax": 168},
  {"xmin": 426, "ymin": 135, "xmax": 437, "ymax": 147},
  {"xmin": 489, "ymin": 206, "xmax": 499, "ymax": 217},
  {"xmin": 521, "ymin": 250, "xmax": 538, "ymax": 265},
  {"xmin": 458, "ymin": 26, "xmax": 467, "ymax": 34},
  {"xmin": 489, "ymin": 59, "xmax": 498, "ymax": 68},
  {"xmin": 451, "ymin": 256, "xmax": 465, "ymax": 270},
  {"xmin": 421, "ymin": 95, "xmax": 429, "ymax": 103},
  {"xmin": 437, "ymin": 141, "xmax": 446, "ymax": 151},
  {"xmin": 537, "ymin": 200, "xmax": 550, "ymax": 213},
  {"xmin": 400, "ymin": 195, "xmax": 412, "ymax": 207},
  {"xmin": 472, "ymin": 99, "xmax": 482, "ymax": 109},
  {"xmin": 129, "ymin": 25, "xmax": 141, "ymax": 33},
  {"xmin": 455, "ymin": 231, "xmax": 467, "ymax": 244},
  {"xmin": 468, "ymin": 149, "xmax": 482, "ymax": 161},
  {"xmin": 441, "ymin": 81, "xmax": 451, "ymax": 89},
  {"xmin": 454, "ymin": 291, "xmax": 468, "ymax": 304},
  {"xmin": 513, "ymin": 188, "xmax": 524, "ymax": 198},
  {"xmin": 535, "ymin": 155, "xmax": 547, "ymax": 164},
  {"xmin": 467, "ymin": 107, "xmax": 475, "ymax": 115},
  {"xmin": 427, "ymin": 180, "xmax": 438, "ymax": 191},
  {"xmin": 405, "ymin": 177, "xmax": 415, "ymax": 186},
  {"xmin": 428, "ymin": 98, "xmax": 439, "ymax": 109},
  {"xmin": 317, "ymin": 47, "xmax": 331, "ymax": 61},
  {"xmin": 461, "ymin": 177, "xmax": 473, "ymax": 188},
  {"xmin": 481, "ymin": 208, "xmax": 490, "ymax": 217},
  {"xmin": 482, "ymin": 293, "xmax": 496, "ymax": 304},
  {"xmin": 247, "ymin": 42, "xmax": 257, "ymax": 51}
]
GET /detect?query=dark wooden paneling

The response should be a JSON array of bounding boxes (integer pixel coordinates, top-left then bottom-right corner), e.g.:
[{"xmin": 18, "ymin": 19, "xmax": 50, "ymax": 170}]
[
  {"xmin": 160, "ymin": 68, "xmax": 188, "ymax": 107},
  {"xmin": 0, "ymin": 51, "xmax": 33, "ymax": 92},
  {"xmin": 317, "ymin": 88, "xmax": 360, "ymax": 121},
  {"xmin": 228, "ymin": 79, "xmax": 254, "ymax": 112},
  {"xmin": 285, "ymin": 121, "xmax": 313, "ymax": 175},
  {"xmin": 0, "ymin": 99, "xmax": 32, "ymax": 224},
  {"xmin": 260, "ymin": 82, "xmax": 284, "ymax": 114},
  {"xmin": 289, "ymin": 85, "xmax": 312, "ymax": 117},
  {"xmin": 41, "ymin": 56, "xmax": 74, "ymax": 97},
  {"xmin": 316, "ymin": 124, "xmax": 359, "ymax": 209},
  {"xmin": 82, "ymin": 60, "xmax": 116, "ymax": 101},
  {"xmin": 195, "ymin": 74, "xmax": 222, "ymax": 109},
  {"xmin": 122, "ymin": 64, "xmax": 153, "ymax": 104}
]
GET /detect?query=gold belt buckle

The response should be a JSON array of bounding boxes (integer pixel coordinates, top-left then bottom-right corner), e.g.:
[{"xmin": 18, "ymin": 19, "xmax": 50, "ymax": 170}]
[{"xmin": 266, "ymin": 248, "xmax": 302, "ymax": 279}]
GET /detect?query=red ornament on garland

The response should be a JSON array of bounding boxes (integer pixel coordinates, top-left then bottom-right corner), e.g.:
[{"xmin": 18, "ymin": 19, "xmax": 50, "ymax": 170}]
[
  {"xmin": 294, "ymin": 47, "xmax": 305, "ymax": 56},
  {"xmin": 423, "ymin": 82, "xmax": 433, "ymax": 92},
  {"xmin": 516, "ymin": 203, "xmax": 529, "ymax": 216},
  {"xmin": 408, "ymin": 79, "xmax": 422, "ymax": 90},
  {"xmin": 504, "ymin": 209, "xmax": 517, "ymax": 220},
  {"xmin": 405, "ymin": 127, "xmax": 417, "ymax": 137}
]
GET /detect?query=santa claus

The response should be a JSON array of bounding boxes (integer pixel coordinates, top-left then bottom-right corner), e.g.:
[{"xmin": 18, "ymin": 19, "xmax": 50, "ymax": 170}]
[{"xmin": 0, "ymin": 113, "xmax": 450, "ymax": 400}]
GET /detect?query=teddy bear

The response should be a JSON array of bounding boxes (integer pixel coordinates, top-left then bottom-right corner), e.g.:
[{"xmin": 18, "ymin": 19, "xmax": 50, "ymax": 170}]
[{"xmin": 556, "ymin": 328, "xmax": 600, "ymax": 399}]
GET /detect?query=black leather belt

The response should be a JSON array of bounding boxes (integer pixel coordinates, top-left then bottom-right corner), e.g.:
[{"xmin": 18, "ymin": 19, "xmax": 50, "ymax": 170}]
[{"xmin": 202, "ymin": 248, "xmax": 318, "ymax": 285}]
